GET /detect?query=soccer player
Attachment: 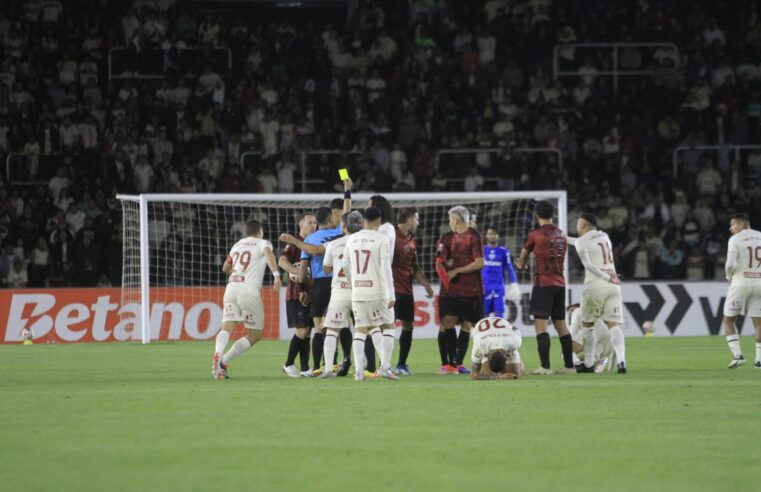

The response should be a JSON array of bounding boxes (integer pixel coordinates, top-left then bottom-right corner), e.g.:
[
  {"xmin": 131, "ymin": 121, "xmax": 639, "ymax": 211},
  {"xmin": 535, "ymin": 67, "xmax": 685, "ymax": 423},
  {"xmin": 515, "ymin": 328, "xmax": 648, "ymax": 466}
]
[
  {"xmin": 343, "ymin": 207, "xmax": 399, "ymax": 380},
  {"xmin": 515, "ymin": 200, "xmax": 575, "ymax": 375},
  {"xmin": 571, "ymin": 212, "xmax": 627, "ymax": 373},
  {"xmin": 319, "ymin": 211, "xmax": 364, "ymax": 378},
  {"xmin": 469, "ymin": 316, "xmax": 523, "ymax": 380},
  {"xmin": 393, "ymin": 208, "xmax": 434, "ymax": 375},
  {"xmin": 211, "ymin": 220, "xmax": 281, "ymax": 379},
  {"xmin": 567, "ymin": 304, "xmax": 614, "ymax": 372},
  {"xmin": 722, "ymin": 213, "xmax": 761, "ymax": 369},
  {"xmin": 435, "ymin": 206, "xmax": 485, "ymax": 374},
  {"xmin": 482, "ymin": 225, "xmax": 522, "ymax": 318},
  {"xmin": 280, "ymin": 212, "xmax": 317, "ymax": 378}
]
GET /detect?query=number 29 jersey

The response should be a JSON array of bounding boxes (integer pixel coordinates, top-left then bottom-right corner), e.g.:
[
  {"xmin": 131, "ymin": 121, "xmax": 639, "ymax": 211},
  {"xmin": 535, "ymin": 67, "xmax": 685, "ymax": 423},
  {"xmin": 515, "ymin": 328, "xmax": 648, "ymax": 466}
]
[
  {"xmin": 225, "ymin": 237, "xmax": 273, "ymax": 295},
  {"xmin": 522, "ymin": 224, "xmax": 567, "ymax": 287}
]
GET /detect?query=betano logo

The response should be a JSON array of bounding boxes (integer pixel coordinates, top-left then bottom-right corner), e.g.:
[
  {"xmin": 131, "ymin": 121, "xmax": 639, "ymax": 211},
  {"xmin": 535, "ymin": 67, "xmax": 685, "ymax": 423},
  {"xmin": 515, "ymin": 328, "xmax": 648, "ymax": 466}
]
[{"xmin": 0, "ymin": 288, "xmax": 279, "ymax": 344}]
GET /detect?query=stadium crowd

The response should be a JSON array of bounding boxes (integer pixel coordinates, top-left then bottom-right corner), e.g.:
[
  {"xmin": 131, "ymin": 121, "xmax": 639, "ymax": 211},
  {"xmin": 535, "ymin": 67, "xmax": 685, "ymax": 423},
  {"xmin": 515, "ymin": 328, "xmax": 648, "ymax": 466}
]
[{"xmin": 1, "ymin": 0, "xmax": 760, "ymax": 287}]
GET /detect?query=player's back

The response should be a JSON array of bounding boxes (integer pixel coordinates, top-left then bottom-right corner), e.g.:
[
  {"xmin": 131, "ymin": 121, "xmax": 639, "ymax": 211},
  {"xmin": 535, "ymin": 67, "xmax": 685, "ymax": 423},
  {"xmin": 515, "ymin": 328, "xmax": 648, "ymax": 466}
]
[
  {"xmin": 227, "ymin": 237, "xmax": 271, "ymax": 294},
  {"xmin": 345, "ymin": 229, "xmax": 391, "ymax": 301},
  {"xmin": 525, "ymin": 224, "xmax": 567, "ymax": 287},
  {"xmin": 730, "ymin": 228, "xmax": 761, "ymax": 286},
  {"xmin": 471, "ymin": 317, "xmax": 522, "ymax": 360},
  {"xmin": 324, "ymin": 235, "xmax": 351, "ymax": 297},
  {"xmin": 577, "ymin": 230, "xmax": 617, "ymax": 286}
]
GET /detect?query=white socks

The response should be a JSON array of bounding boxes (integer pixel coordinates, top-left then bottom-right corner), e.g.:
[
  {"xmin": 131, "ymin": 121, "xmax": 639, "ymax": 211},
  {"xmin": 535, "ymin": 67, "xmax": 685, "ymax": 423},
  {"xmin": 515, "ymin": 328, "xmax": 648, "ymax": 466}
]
[
  {"xmin": 756, "ymin": 342, "xmax": 761, "ymax": 363},
  {"xmin": 222, "ymin": 337, "xmax": 252, "ymax": 365},
  {"xmin": 353, "ymin": 332, "xmax": 367, "ymax": 376},
  {"xmin": 582, "ymin": 329, "xmax": 596, "ymax": 368},
  {"xmin": 609, "ymin": 326, "xmax": 626, "ymax": 364},
  {"xmin": 215, "ymin": 329, "xmax": 230, "ymax": 356},
  {"xmin": 323, "ymin": 331, "xmax": 338, "ymax": 374},
  {"xmin": 572, "ymin": 351, "xmax": 582, "ymax": 366},
  {"xmin": 726, "ymin": 335, "xmax": 742, "ymax": 359},
  {"xmin": 381, "ymin": 328, "xmax": 395, "ymax": 370},
  {"xmin": 369, "ymin": 327, "xmax": 383, "ymax": 367}
]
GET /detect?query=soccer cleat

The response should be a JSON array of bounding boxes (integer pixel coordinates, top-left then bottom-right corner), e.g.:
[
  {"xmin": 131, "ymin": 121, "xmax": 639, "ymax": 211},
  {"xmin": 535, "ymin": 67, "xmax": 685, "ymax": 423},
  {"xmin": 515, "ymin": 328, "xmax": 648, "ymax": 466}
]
[
  {"xmin": 336, "ymin": 358, "xmax": 351, "ymax": 377},
  {"xmin": 379, "ymin": 368, "xmax": 401, "ymax": 380},
  {"xmin": 595, "ymin": 358, "xmax": 608, "ymax": 373},
  {"xmin": 440, "ymin": 364, "xmax": 459, "ymax": 374},
  {"xmin": 217, "ymin": 360, "xmax": 229, "ymax": 379},
  {"xmin": 364, "ymin": 370, "xmax": 381, "ymax": 379},
  {"xmin": 529, "ymin": 367, "xmax": 553, "ymax": 375},
  {"xmin": 317, "ymin": 370, "xmax": 335, "ymax": 379},
  {"xmin": 576, "ymin": 364, "xmax": 595, "ymax": 374},
  {"xmin": 728, "ymin": 356, "xmax": 745, "ymax": 369},
  {"xmin": 395, "ymin": 364, "xmax": 413, "ymax": 376},
  {"xmin": 617, "ymin": 361, "xmax": 627, "ymax": 374},
  {"xmin": 456, "ymin": 365, "xmax": 471, "ymax": 375},
  {"xmin": 300, "ymin": 369, "xmax": 314, "ymax": 377},
  {"xmin": 312, "ymin": 366, "xmax": 325, "ymax": 376},
  {"xmin": 554, "ymin": 367, "xmax": 576, "ymax": 375},
  {"xmin": 211, "ymin": 353, "xmax": 221, "ymax": 379},
  {"xmin": 282, "ymin": 364, "xmax": 300, "ymax": 379},
  {"xmin": 755, "ymin": 361, "xmax": 761, "ymax": 369}
]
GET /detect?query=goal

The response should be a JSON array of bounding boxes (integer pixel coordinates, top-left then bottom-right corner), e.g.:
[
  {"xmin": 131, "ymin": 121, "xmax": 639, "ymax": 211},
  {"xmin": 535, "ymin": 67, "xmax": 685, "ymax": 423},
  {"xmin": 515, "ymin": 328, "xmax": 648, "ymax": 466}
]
[{"xmin": 117, "ymin": 192, "xmax": 567, "ymax": 343}]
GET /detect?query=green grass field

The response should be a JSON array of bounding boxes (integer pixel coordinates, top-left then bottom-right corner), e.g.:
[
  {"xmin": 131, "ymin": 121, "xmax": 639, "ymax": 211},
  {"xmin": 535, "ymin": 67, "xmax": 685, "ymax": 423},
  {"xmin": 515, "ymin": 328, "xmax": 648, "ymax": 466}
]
[{"xmin": 1, "ymin": 336, "xmax": 760, "ymax": 492}]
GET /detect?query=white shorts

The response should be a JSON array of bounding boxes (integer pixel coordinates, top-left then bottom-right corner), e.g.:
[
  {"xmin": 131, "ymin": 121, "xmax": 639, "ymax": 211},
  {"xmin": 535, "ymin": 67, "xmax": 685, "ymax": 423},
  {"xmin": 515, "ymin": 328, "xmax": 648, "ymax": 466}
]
[
  {"xmin": 352, "ymin": 300, "xmax": 394, "ymax": 328},
  {"xmin": 724, "ymin": 284, "xmax": 761, "ymax": 317},
  {"xmin": 223, "ymin": 286, "xmax": 264, "ymax": 330},
  {"xmin": 581, "ymin": 283, "xmax": 623, "ymax": 324},
  {"xmin": 324, "ymin": 298, "xmax": 353, "ymax": 330}
]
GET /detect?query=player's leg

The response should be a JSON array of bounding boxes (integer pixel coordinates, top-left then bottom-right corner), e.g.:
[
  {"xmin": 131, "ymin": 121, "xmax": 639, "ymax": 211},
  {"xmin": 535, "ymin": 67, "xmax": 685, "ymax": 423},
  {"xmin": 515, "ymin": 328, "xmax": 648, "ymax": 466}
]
[
  {"xmin": 484, "ymin": 292, "xmax": 496, "ymax": 318},
  {"xmin": 311, "ymin": 320, "xmax": 326, "ymax": 373},
  {"xmin": 753, "ymin": 317, "xmax": 761, "ymax": 368},
  {"xmin": 221, "ymin": 298, "xmax": 265, "ymax": 373},
  {"xmin": 378, "ymin": 301, "xmax": 397, "ymax": 375},
  {"xmin": 212, "ymin": 320, "xmax": 237, "ymax": 379},
  {"xmin": 353, "ymin": 327, "xmax": 368, "ymax": 380},
  {"xmin": 529, "ymin": 286, "xmax": 553, "ymax": 374},
  {"xmin": 441, "ymin": 315, "xmax": 459, "ymax": 373},
  {"xmin": 577, "ymin": 290, "xmax": 599, "ymax": 373},
  {"xmin": 492, "ymin": 290, "xmax": 506, "ymax": 318},
  {"xmin": 454, "ymin": 297, "xmax": 482, "ymax": 373},
  {"xmin": 222, "ymin": 328, "xmax": 263, "ymax": 371},
  {"xmin": 320, "ymin": 328, "xmax": 340, "ymax": 378},
  {"xmin": 723, "ymin": 285, "xmax": 745, "ymax": 367},
  {"xmin": 395, "ymin": 295, "xmax": 415, "ymax": 375},
  {"xmin": 283, "ymin": 300, "xmax": 309, "ymax": 377},
  {"xmin": 364, "ymin": 333, "xmax": 377, "ymax": 373}
]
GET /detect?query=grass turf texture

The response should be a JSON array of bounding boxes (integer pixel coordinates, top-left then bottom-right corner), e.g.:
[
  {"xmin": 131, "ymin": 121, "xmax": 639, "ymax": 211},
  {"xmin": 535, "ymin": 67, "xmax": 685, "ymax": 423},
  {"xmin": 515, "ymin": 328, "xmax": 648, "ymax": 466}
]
[{"xmin": 1, "ymin": 336, "xmax": 760, "ymax": 492}]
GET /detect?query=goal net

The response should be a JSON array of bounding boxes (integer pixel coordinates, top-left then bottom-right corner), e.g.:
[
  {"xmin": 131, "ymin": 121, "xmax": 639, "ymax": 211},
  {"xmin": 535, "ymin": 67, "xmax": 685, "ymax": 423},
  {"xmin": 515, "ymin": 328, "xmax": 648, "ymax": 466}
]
[{"xmin": 117, "ymin": 192, "xmax": 567, "ymax": 343}]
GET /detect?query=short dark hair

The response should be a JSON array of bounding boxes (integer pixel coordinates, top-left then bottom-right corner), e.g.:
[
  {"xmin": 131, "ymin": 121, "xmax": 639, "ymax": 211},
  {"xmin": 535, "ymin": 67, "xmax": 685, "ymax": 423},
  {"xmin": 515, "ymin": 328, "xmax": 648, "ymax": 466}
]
[
  {"xmin": 579, "ymin": 212, "xmax": 598, "ymax": 227},
  {"xmin": 535, "ymin": 200, "xmax": 554, "ymax": 220},
  {"xmin": 731, "ymin": 212, "xmax": 750, "ymax": 224},
  {"xmin": 315, "ymin": 207, "xmax": 332, "ymax": 226},
  {"xmin": 488, "ymin": 350, "xmax": 507, "ymax": 373},
  {"xmin": 486, "ymin": 225, "xmax": 498, "ymax": 234},
  {"xmin": 397, "ymin": 208, "xmax": 417, "ymax": 224},
  {"xmin": 370, "ymin": 195, "xmax": 394, "ymax": 224},
  {"xmin": 245, "ymin": 220, "xmax": 262, "ymax": 236},
  {"xmin": 299, "ymin": 212, "xmax": 315, "ymax": 222},
  {"xmin": 329, "ymin": 198, "xmax": 344, "ymax": 211},
  {"xmin": 363, "ymin": 207, "xmax": 381, "ymax": 222}
]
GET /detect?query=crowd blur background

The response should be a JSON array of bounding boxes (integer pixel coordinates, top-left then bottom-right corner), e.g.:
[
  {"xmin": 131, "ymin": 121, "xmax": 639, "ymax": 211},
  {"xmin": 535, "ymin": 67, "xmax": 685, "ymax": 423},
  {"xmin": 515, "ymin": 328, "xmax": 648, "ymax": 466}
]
[{"xmin": 1, "ymin": 0, "xmax": 760, "ymax": 288}]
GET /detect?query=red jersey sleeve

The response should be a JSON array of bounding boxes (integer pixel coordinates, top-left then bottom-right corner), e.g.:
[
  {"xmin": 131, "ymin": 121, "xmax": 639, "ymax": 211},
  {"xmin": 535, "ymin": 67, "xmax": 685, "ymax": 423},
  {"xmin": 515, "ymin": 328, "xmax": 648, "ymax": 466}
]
[
  {"xmin": 523, "ymin": 231, "xmax": 536, "ymax": 253},
  {"xmin": 469, "ymin": 230, "xmax": 484, "ymax": 259}
]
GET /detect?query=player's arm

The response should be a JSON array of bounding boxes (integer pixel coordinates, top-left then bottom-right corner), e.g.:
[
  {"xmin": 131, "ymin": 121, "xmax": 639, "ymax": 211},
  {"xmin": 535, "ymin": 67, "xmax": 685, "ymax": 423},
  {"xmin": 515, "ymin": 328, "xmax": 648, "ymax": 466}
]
[
  {"xmin": 414, "ymin": 258, "xmax": 434, "ymax": 298},
  {"xmin": 278, "ymin": 248, "xmax": 298, "ymax": 275},
  {"xmin": 725, "ymin": 237, "xmax": 737, "ymax": 282},
  {"xmin": 264, "ymin": 245, "xmax": 282, "ymax": 289},
  {"xmin": 342, "ymin": 177, "xmax": 353, "ymax": 214},
  {"xmin": 471, "ymin": 362, "xmax": 518, "ymax": 380},
  {"xmin": 281, "ymin": 234, "xmax": 326, "ymax": 256},
  {"xmin": 323, "ymin": 242, "xmax": 334, "ymax": 275},
  {"xmin": 448, "ymin": 256, "xmax": 484, "ymax": 280},
  {"xmin": 515, "ymin": 233, "xmax": 534, "ymax": 270},
  {"xmin": 566, "ymin": 236, "xmax": 578, "ymax": 247},
  {"xmin": 222, "ymin": 256, "xmax": 233, "ymax": 275}
]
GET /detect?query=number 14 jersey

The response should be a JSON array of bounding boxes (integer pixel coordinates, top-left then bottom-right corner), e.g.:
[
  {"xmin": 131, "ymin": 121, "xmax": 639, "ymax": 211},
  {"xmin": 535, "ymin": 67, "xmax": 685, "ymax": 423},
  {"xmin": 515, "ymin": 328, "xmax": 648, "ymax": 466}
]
[{"xmin": 574, "ymin": 230, "xmax": 618, "ymax": 287}]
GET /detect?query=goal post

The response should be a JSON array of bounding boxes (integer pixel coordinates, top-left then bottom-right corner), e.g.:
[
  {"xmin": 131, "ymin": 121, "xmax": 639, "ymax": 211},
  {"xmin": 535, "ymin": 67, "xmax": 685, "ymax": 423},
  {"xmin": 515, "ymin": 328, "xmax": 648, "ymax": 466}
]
[{"xmin": 117, "ymin": 191, "xmax": 567, "ymax": 344}]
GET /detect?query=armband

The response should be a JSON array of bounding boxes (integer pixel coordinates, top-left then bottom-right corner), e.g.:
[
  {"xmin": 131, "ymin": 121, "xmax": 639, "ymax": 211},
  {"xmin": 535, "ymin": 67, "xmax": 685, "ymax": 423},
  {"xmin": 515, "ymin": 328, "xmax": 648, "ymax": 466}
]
[{"xmin": 344, "ymin": 190, "xmax": 351, "ymax": 199}]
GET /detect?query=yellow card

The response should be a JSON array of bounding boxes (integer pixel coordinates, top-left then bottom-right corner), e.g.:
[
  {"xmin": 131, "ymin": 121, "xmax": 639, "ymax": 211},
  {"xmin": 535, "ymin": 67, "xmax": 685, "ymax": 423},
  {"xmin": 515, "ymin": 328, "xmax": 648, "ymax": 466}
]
[{"xmin": 338, "ymin": 168, "xmax": 349, "ymax": 181}]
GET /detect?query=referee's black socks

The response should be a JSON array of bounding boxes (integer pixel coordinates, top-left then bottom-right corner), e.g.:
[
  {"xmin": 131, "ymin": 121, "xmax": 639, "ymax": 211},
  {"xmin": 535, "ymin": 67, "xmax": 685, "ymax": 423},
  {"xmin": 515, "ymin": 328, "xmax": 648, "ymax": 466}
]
[
  {"xmin": 536, "ymin": 332, "xmax": 551, "ymax": 369},
  {"xmin": 559, "ymin": 334, "xmax": 574, "ymax": 369},
  {"xmin": 454, "ymin": 330, "xmax": 470, "ymax": 366}
]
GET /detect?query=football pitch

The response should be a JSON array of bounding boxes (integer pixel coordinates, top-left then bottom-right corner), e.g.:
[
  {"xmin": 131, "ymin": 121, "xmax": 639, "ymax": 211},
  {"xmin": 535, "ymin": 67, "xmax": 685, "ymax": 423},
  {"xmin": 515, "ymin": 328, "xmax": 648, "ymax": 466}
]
[{"xmin": 1, "ymin": 337, "xmax": 759, "ymax": 492}]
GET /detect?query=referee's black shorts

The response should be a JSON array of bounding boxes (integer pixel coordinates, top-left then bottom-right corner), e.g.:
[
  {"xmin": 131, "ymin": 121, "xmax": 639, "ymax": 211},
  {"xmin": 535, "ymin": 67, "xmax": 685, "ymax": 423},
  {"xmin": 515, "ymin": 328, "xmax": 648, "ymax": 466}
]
[
  {"xmin": 438, "ymin": 295, "xmax": 484, "ymax": 325},
  {"xmin": 394, "ymin": 294, "xmax": 415, "ymax": 323},
  {"xmin": 529, "ymin": 285, "xmax": 565, "ymax": 320},
  {"xmin": 309, "ymin": 278, "xmax": 332, "ymax": 318},
  {"xmin": 286, "ymin": 299, "xmax": 312, "ymax": 329}
]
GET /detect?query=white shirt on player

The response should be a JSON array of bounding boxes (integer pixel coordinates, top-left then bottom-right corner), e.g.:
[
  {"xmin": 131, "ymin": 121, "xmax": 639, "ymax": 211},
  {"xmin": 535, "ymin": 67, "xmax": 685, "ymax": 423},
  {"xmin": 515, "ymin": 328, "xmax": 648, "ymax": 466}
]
[
  {"xmin": 726, "ymin": 228, "xmax": 761, "ymax": 286},
  {"xmin": 378, "ymin": 222, "xmax": 396, "ymax": 258},
  {"xmin": 323, "ymin": 235, "xmax": 352, "ymax": 301},
  {"xmin": 574, "ymin": 229, "xmax": 618, "ymax": 286},
  {"xmin": 343, "ymin": 229, "xmax": 395, "ymax": 302},
  {"xmin": 470, "ymin": 317, "xmax": 522, "ymax": 364},
  {"xmin": 225, "ymin": 237, "xmax": 273, "ymax": 295}
]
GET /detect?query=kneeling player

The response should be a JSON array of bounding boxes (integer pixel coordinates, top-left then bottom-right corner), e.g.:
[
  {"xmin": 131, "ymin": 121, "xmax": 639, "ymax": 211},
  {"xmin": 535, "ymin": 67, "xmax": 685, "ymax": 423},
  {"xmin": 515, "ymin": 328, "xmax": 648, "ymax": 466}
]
[
  {"xmin": 469, "ymin": 317, "xmax": 523, "ymax": 380},
  {"xmin": 319, "ymin": 211, "xmax": 364, "ymax": 378},
  {"xmin": 212, "ymin": 220, "xmax": 281, "ymax": 379},
  {"xmin": 567, "ymin": 304, "xmax": 614, "ymax": 372}
]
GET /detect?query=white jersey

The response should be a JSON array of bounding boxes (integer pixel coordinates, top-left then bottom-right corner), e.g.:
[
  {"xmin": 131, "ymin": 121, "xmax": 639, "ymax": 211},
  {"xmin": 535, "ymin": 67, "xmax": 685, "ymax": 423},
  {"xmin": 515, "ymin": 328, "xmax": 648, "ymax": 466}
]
[
  {"xmin": 343, "ymin": 229, "xmax": 395, "ymax": 302},
  {"xmin": 379, "ymin": 222, "xmax": 396, "ymax": 258},
  {"xmin": 575, "ymin": 230, "xmax": 618, "ymax": 286},
  {"xmin": 726, "ymin": 228, "xmax": 761, "ymax": 286},
  {"xmin": 323, "ymin": 235, "xmax": 352, "ymax": 301},
  {"xmin": 470, "ymin": 317, "xmax": 522, "ymax": 364},
  {"xmin": 225, "ymin": 237, "xmax": 272, "ymax": 295}
]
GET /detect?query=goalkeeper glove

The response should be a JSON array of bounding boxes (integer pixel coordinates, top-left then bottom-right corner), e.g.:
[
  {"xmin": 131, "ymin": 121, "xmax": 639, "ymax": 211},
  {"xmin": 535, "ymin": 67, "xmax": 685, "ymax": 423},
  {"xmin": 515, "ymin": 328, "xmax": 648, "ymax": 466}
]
[{"xmin": 506, "ymin": 283, "xmax": 521, "ymax": 302}]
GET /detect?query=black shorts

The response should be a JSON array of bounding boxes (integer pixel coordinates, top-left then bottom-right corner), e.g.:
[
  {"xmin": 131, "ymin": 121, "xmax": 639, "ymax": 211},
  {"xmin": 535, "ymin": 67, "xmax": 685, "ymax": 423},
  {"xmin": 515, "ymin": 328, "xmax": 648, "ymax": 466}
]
[
  {"xmin": 394, "ymin": 294, "xmax": 415, "ymax": 323},
  {"xmin": 438, "ymin": 295, "xmax": 484, "ymax": 325},
  {"xmin": 529, "ymin": 285, "xmax": 565, "ymax": 320},
  {"xmin": 286, "ymin": 299, "xmax": 312, "ymax": 329},
  {"xmin": 309, "ymin": 278, "xmax": 332, "ymax": 318}
]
